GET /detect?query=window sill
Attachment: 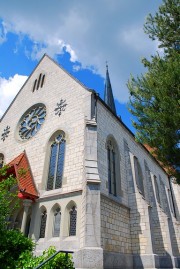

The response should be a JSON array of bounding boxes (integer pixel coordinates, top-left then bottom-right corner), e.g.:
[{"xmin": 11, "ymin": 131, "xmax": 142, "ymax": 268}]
[
  {"xmin": 63, "ymin": 236, "xmax": 78, "ymax": 241},
  {"xmin": 38, "ymin": 188, "xmax": 82, "ymax": 201}
]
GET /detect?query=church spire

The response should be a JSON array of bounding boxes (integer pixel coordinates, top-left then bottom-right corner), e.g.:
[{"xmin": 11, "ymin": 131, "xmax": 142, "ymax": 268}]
[{"xmin": 104, "ymin": 63, "xmax": 116, "ymax": 115}]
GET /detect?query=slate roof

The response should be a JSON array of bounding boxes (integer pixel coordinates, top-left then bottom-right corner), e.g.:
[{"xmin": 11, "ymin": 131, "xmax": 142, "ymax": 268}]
[{"xmin": 104, "ymin": 64, "xmax": 117, "ymax": 115}]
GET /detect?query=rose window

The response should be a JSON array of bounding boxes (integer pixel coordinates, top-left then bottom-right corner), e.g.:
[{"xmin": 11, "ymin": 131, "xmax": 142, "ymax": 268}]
[{"xmin": 19, "ymin": 104, "xmax": 46, "ymax": 140}]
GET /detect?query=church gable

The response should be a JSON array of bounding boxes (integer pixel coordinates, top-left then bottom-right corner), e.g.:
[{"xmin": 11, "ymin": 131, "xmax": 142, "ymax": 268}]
[
  {"xmin": 0, "ymin": 55, "xmax": 92, "ymax": 195},
  {"xmin": 0, "ymin": 54, "xmax": 90, "ymax": 124}
]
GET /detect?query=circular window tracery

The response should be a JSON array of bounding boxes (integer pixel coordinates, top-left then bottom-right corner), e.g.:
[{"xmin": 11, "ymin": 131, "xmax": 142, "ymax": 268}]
[{"xmin": 19, "ymin": 104, "xmax": 46, "ymax": 140}]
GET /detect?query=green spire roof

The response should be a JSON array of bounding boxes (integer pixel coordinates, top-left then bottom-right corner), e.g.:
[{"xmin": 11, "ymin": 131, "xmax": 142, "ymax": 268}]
[{"xmin": 104, "ymin": 64, "xmax": 116, "ymax": 114}]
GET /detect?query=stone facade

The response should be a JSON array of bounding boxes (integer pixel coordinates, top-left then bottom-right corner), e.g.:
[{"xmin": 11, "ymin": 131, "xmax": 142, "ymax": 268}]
[{"xmin": 0, "ymin": 55, "xmax": 180, "ymax": 268}]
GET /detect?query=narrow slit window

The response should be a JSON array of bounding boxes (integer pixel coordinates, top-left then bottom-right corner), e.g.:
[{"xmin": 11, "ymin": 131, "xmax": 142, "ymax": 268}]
[
  {"xmin": 32, "ymin": 73, "xmax": 45, "ymax": 92},
  {"xmin": 41, "ymin": 74, "xmax": 45, "ymax": 88},
  {"xmin": 37, "ymin": 73, "xmax": 42, "ymax": 90},
  {"xmin": 32, "ymin": 79, "xmax": 37, "ymax": 92}
]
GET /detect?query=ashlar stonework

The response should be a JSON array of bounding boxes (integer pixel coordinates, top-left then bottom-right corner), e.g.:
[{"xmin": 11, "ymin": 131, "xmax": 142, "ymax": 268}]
[{"xmin": 0, "ymin": 54, "xmax": 180, "ymax": 269}]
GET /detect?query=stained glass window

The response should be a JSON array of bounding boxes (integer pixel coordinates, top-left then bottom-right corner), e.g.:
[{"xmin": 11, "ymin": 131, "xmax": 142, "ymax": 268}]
[
  {"xmin": 107, "ymin": 139, "xmax": 117, "ymax": 196},
  {"xmin": 19, "ymin": 104, "xmax": 46, "ymax": 140},
  {"xmin": 47, "ymin": 134, "xmax": 66, "ymax": 190},
  {"xmin": 0, "ymin": 153, "xmax": 4, "ymax": 168},
  {"xmin": 39, "ymin": 210, "xmax": 47, "ymax": 238},
  {"xmin": 69, "ymin": 206, "xmax": 77, "ymax": 236},
  {"xmin": 53, "ymin": 208, "xmax": 61, "ymax": 237}
]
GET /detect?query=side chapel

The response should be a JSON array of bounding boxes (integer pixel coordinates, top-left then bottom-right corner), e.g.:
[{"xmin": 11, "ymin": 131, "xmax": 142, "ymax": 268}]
[{"xmin": 0, "ymin": 54, "xmax": 180, "ymax": 269}]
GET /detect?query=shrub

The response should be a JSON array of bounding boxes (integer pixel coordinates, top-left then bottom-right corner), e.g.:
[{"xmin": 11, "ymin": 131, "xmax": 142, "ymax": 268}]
[
  {"xmin": 0, "ymin": 229, "xmax": 34, "ymax": 269},
  {"xmin": 16, "ymin": 246, "xmax": 75, "ymax": 269}
]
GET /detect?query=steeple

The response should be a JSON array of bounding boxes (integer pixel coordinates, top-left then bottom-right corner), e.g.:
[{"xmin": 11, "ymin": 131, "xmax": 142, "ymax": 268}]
[{"xmin": 104, "ymin": 63, "xmax": 116, "ymax": 115}]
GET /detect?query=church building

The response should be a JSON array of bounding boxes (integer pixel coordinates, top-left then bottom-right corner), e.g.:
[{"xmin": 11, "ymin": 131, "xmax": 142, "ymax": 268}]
[{"xmin": 0, "ymin": 54, "xmax": 180, "ymax": 269}]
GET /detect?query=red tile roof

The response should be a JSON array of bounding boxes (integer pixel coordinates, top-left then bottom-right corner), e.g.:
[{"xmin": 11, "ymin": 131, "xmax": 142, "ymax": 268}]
[
  {"xmin": 144, "ymin": 144, "xmax": 174, "ymax": 176},
  {"xmin": 7, "ymin": 151, "xmax": 39, "ymax": 200}
]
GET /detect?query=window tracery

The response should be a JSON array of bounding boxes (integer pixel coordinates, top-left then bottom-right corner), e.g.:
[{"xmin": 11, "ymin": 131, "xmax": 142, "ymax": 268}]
[
  {"xmin": 19, "ymin": 104, "xmax": 46, "ymax": 140},
  {"xmin": 47, "ymin": 133, "xmax": 66, "ymax": 190}
]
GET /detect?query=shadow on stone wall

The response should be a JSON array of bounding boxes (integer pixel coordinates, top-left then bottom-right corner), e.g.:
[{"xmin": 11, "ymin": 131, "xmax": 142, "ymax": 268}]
[{"xmin": 124, "ymin": 140, "xmax": 176, "ymax": 269}]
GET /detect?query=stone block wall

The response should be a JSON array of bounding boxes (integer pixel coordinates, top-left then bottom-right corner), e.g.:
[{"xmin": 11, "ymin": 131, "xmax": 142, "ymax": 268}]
[
  {"xmin": 96, "ymin": 99, "xmax": 180, "ymax": 267},
  {"xmin": 0, "ymin": 55, "xmax": 91, "ymax": 194},
  {"xmin": 101, "ymin": 195, "xmax": 131, "ymax": 254}
]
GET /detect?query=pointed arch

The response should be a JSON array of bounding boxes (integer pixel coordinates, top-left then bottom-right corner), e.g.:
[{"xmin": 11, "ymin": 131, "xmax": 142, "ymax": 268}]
[
  {"xmin": 39, "ymin": 206, "xmax": 47, "ymax": 238},
  {"xmin": 46, "ymin": 131, "xmax": 66, "ymax": 190},
  {"xmin": 106, "ymin": 135, "xmax": 121, "ymax": 196},
  {"xmin": 66, "ymin": 201, "xmax": 77, "ymax": 236},
  {"xmin": 51, "ymin": 203, "xmax": 61, "ymax": 237}
]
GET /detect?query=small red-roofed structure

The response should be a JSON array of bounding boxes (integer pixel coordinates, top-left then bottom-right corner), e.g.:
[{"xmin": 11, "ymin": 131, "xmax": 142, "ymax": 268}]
[{"xmin": 2, "ymin": 151, "xmax": 39, "ymax": 200}]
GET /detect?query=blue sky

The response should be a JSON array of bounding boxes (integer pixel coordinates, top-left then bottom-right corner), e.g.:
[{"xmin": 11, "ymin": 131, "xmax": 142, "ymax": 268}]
[{"xmin": 0, "ymin": 0, "xmax": 162, "ymax": 133}]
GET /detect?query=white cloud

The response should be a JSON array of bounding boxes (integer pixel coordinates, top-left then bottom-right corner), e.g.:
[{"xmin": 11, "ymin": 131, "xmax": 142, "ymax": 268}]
[
  {"xmin": 0, "ymin": 0, "xmax": 163, "ymax": 103},
  {"xmin": 73, "ymin": 64, "xmax": 82, "ymax": 72},
  {"xmin": 0, "ymin": 74, "xmax": 27, "ymax": 117}
]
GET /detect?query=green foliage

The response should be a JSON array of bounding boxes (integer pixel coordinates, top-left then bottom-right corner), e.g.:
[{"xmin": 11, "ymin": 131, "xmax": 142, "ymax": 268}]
[
  {"xmin": 0, "ymin": 166, "xmax": 34, "ymax": 269},
  {"xmin": 128, "ymin": 0, "xmax": 180, "ymax": 181},
  {"xmin": 0, "ymin": 167, "xmax": 74, "ymax": 269},
  {"xmin": 0, "ymin": 166, "xmax": 18, "ymax": 230},
  {"xmin": 144, "ymin": 0, "xmax": 180, "ymax": 54},
  {"xmin": 0, "ymin": 230, "xmax": 34, "ymax": 269},
  {"xmin": 16, "ymin": 246, "xmax": 74, "ymax": 269}
]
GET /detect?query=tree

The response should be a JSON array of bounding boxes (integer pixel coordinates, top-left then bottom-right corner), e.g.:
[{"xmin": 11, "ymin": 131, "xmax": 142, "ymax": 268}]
[
  {"xmin": 144, "ymin": 0, "xmax": 180, "ymax": 54},
  {"xmin": 0, "ymin": 166, "xmax": 74, "ymax": 269},
  {"xmin": 0, "ymin": 165, "xmax": 18, "ymax": 231},
  {"xmin": 127, "ymin": 0, "xmax": 180, "ymax": 181},
  {"xmin": 0, "ymin": 166, "xmax": 34, "ymax": 269}
]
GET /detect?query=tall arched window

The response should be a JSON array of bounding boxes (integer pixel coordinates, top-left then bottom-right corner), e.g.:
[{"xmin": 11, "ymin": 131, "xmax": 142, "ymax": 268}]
[
  {"xmin": 134, "ymin": 157, "xmax": 145, "ymax": 196},
  {"xmin": 47, "ymin": 133, "xmax": 66, "ymax": 190},
  {"xmin": 53, "ymin": 207, "xmax": 61, "ymax": 237},
  {"xmin": 106, "ymin": 137, "xmax": 121, "ymax": 196},
  {"xmin": 0, "ymin": 153, "xmax": 4, "ymax": 168},
  {"xmin": 39, "ymin": 209, "xmax": 47, "ymax": 238},
  {"xmin": 69, "ymin": 206, "xmax": 77, "ymax": 236}
]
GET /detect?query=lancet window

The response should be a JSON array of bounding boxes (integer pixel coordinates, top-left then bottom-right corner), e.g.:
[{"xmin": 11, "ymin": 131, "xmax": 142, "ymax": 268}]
[
  {"xmin": 39, "ymin": 209, "xmax": 47, "ymax": 238},
  {"xmin": 69, "ymin": 206, "xmax": 77, "ymax": 236},
  {"xmin": 53, "ymin": 207, "xmax": 61, "ymax": 237},
  {"xmin": 47, "ymin": 133, "xmax": 66, "ymax": 190},
  {"xmin": 107, "ymin": 138, "xmax": 118, "ymax": 196}
]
